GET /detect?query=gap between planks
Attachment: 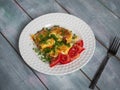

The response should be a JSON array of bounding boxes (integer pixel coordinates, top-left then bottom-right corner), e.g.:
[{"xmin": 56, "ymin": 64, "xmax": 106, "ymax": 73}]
[
  {"xmin": 97, "ymin": 0, "xmax": 120, "ymax": 19},
  {"xmin": 0, "ymin": 32, "xmax": 49, "ymax": 90},
  {"xmin": 13, "ymin": 0, "xmax": 33, "ymax": 19}
]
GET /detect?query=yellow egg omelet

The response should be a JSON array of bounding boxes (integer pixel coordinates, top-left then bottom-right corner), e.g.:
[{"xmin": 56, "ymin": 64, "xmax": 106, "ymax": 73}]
[{"xmin": 31, "ymin": 25, "xmax": 79, "ymax": 58}]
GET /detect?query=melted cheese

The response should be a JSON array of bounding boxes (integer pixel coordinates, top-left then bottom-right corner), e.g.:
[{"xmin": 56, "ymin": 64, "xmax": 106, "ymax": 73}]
[
  {"xmin": 49, "ymin": 51, "xmax": 58, "ymax": 57},
  {"xmin": 57, "ymin": 45, "xmax": 71, "ymax": 54},
  {"xmin": 40, "ymin": 38, "xmax": 55, "ymax": 49},
  {"xmin": 50, "ymin": 27, "xmax": 73, "ymax": 43}
]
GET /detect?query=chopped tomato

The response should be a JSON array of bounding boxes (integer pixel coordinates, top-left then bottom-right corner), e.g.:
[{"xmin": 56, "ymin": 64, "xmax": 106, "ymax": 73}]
[
  {"xmin": 78, "ymin": 46, "xmax": 85, "ymax": 53},
  {"xmin": 68, "ymin": 44, "xmax": 85, "ymax": 61},
  {"xmin": 75, "ymin": 40, "xmax": 84, "ymax": 47},
  {"xmin": 59, "ymin": 54, "xmax": 71, "ymax": 64},
  {"xmin": 50, "ymin": 55, "xmax": 60, "ymax": 67},
  {"xmin": 70, "ymin": 53, "xmax": 80, "ymax": 61},
  {"xmin": 68, "ymin": 45, "xmax": 79, "ymax": 59}
]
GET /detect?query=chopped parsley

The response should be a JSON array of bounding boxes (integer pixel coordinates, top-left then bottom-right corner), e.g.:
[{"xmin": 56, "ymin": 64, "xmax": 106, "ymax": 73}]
[
  {"xmin": 53, "ymin": 25, "xmax": 59, "ymax": 27},
  {"xmin": 61, "ymin": 29, "xmax": 65, "ymax": 36},
  {"xmin": 65, "ymin": 43, "xmax": 70, "ymax": 47},
  {"xmin": 43, "ymin": 48, "xmax": 51, "ymax": 54},
  {"xmin": 45, "ymin": 27, "xmax": 51, "ymax": 31},
  {"xmin": 33, "ymin": 48, "xmax": 39, "ymax": 53},
  {"xmin": 39, "ymin": 34, "xmax": 43, "ymax": 39},
  {"xmin": 72, "ymin": 34, "xmax": 77, "ymax": 39},
  {"xmin": 33, "ymin": 47, "xmax": 51, "ymax": 62},
  {"xmin": 50, "ymin": 34, "xmax": 58, "ymax": 41}
]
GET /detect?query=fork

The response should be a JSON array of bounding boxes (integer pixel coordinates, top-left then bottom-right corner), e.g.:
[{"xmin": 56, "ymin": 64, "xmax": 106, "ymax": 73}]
[{"xmin": 89, "ymin": 36, "xmax": 120, "ymax": 89}]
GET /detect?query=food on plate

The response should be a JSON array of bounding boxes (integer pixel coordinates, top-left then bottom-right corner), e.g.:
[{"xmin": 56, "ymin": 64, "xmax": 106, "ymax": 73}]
[{"xmin": 31, "ymin": 25, "xmax": 85, "ymax": 67}]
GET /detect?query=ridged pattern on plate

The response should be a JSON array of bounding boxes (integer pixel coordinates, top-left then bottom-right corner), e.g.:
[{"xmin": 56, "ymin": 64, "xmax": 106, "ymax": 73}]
[{"xmin": 19, "ymin": 13, "xmax": 95, "ymax": 75}]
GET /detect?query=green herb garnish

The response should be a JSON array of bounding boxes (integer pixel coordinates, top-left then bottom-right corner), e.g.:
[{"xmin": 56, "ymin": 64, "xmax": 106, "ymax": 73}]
[
  {"xmin": 61, "ymin": 29, "xmax": 65, "ymax": 36},
  {"xmin": 53, "ymin": 25, "xmax": 59, "ymax": 27},
  {"xmin": 46, "ymin": 27, "xmax": 51, "ymax": 31},
  {"xmin": 39, "ymin": 34, "xmax": 43, "ymax": 39},
  {"xmin": 72, "ymin": 34, "xmax": 77, "ymax": 39},
  {"xmin": 41, "ymin": 53, "xmax": 51, "ymax": 62},
  {"xmin": 65, "ymin": 43, "xmax": 70, "ymax": 47},
  {"xmin": 50, "ymin": 34, "xmax": 58, "ymax": 41},
  {"xmin": 43, "ymin": 48, "xmax": 51, "ymax": 54},
  {"xmin": 33, "ymin": 48, "xmax": 40, "ymax": 53}
]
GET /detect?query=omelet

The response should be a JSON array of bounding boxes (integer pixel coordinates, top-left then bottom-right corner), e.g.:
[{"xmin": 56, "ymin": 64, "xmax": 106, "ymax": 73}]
[
  {"xmin": 31, "ymin": 25, "xmax": 79, "ymax": 58},
  {"xmin": 50, "ymin": 26, "xmax": 73, "ymax": 43},
  {"xmin": 57, "ymin": 44, "xmax": 71, "ymax": 54},
  {"xmin": 32, "ymin": 29, "xmax": 48, "ymax": 49},
  {"xmin": 40, "ymin": 38, "xmax": 55, "ymax": 49}
]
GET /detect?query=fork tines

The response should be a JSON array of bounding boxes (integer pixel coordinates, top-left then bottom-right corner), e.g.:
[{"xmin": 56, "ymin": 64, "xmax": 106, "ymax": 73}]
[{"xmin": 108, "ymin": 36, "xmax": 120, "ymax": 55}]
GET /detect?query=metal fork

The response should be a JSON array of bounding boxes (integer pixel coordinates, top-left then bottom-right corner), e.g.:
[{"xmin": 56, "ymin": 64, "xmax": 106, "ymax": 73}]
[{"xmin": 89, "ymin": 36, "xmax": 120, "ymax": 89}]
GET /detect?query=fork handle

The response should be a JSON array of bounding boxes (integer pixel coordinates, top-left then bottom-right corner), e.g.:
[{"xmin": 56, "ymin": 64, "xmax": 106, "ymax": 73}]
[{"xmin": 89, "ymin": 54, "xmax": 110, "ymax": 89}]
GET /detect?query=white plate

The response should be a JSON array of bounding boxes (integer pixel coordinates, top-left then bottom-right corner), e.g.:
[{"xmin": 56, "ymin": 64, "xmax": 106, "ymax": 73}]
[{"xmin": 19, "ymin": 13, "xmax": 95, "ymax": 75}]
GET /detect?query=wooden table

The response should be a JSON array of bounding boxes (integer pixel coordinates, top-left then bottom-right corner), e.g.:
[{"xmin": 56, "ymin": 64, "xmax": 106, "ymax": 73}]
[{"xmin": 0, "ymin": 0, "xmax": 120, "ymax": 90}]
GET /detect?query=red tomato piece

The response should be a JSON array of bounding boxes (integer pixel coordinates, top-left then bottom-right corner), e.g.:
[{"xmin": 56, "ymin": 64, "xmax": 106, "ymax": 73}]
[
  {"xmin": 70, "ymin": 53, "xmax": 80, "ymax": 61},
  {"xmin": 50, "ymin": 55, "xmax": 60, "ymax": 67},
  {"xmin": 75, "ymin": 40, "xmax": 84, "ymax": 47},
  {"xmin": 68, "ymin": 45, "xmax": 80, "ymax": 59},
  {"xmin": 78, "ymin": 46, "xmax": 85, "ymax": 54},
  {"xmin": 68, "ymin": 43, "xmax": 85, "ymax": 61},
  {"xmin": 59, "ymin": 54, "xmax": 71, "ymax": 64}
]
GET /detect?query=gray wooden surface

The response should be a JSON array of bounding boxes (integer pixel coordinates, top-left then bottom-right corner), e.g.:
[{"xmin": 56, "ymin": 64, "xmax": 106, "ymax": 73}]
[
  {"xmin": 98, "ymin": 0, "xmax": 120, "ymax": 18},
  {"xmin": 0, "ymin": 0, "xmax": 120, "ymax": 90},
  {"xmin": 0, "ymin": 34, "xmax": 46, "ymax": 90}
]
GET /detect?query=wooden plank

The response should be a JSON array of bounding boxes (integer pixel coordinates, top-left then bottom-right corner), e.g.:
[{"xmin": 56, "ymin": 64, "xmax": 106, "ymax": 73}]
[
  {"xmin": 36, "ymin": 71, "xmax": 98, "ymax": 90},
  {"xmin": 56, "ymin": 0, "xmax": 120, "ymax": 59},
  {"xmin": 82, "ymin": 40, "xmax": 120, "ymax": 90},
  {"xmin": 55, "ymin": 0, "xmax": 120, "ymax": 89},
  {"xmin": 0, "ymin": 0, "xmax": 31, "ymax": 50},
  {"xmin": 0, "ymin": 34, "xmax": 46, "ymax": 90},
  {"xmin": 16, "ymin": 0, "xmax": 66, "ymax": 18},
  {"xmin": 0, "ymin": 1, "xmax": 49, "ymax": 89},
  {"xmin": 98, "ymin": 0, "xmax": 120, "ymax": 18},
  {"xmin": 0, "ymin": 0, "xmax": 99, "ymax": 90},
  {"xmin": 97, "ymin": 56, "xmax": 120, "ymax": 90},
  {"xmin": 82, "ymin": 40, "xmax": 107, "ymax": 78},
  {"xmin": 98, "ymin": 0, "xmax": 120, "ymax": 60}
]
